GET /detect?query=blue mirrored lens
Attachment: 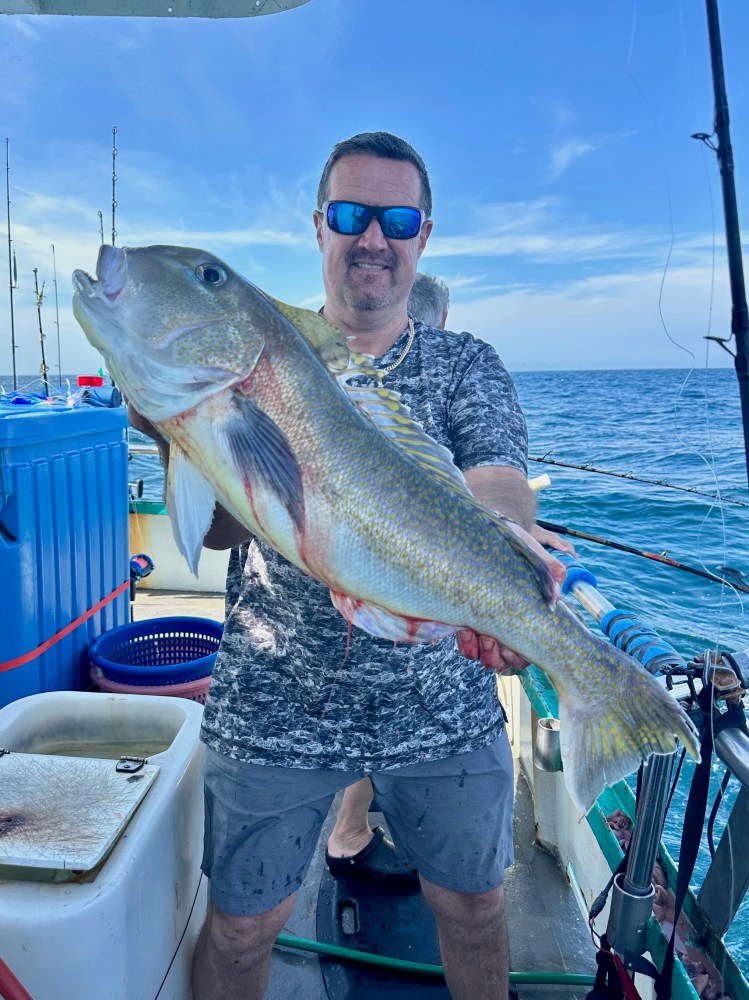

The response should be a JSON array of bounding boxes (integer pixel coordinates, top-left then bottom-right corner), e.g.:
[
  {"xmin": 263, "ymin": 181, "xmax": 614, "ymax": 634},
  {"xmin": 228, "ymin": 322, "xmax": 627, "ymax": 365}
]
[
  {"xmin": 327, "ymin": 202, "xmax": 369, "ymax": 235},
  {"xmin": 380, "ymin": 207, "xmax": 422, "ymax": 239},
  {"xmin": 326, "ymin": 202, "xmax": 422, "ymax": 240}
]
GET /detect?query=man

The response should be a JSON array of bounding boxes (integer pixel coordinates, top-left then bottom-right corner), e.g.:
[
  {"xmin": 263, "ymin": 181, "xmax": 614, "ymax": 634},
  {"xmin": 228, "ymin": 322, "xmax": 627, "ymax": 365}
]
[
  {"xmin": 189, "ymin": 131, "xmax": 565, "ymax": 1000},
  {"xmin": 409, "ymin": 271, "xmax": 450, "ymax": 328},
  {"xmin": 324, "ymin": 269, "xmax": 453, "ymax": 883}
]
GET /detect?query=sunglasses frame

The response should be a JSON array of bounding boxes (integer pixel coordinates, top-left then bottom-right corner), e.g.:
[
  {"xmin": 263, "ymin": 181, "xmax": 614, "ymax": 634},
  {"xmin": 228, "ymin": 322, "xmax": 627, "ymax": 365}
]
[{"xmin": 322, "ymin": 200, "xmax": 426, "ymax": 240}]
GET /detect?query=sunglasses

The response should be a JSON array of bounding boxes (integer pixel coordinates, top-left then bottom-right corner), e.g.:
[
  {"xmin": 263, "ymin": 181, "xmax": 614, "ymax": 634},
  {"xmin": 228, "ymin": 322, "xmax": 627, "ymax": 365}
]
[{"xmin": 323, "ymin": 201, "xmax": 425, "ymax": 240}]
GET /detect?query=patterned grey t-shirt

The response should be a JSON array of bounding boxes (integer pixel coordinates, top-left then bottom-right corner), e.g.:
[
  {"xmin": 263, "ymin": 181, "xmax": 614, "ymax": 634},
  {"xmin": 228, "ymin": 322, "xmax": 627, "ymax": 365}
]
[{"xmin": 200, "ymin": 319, "xmax": 528, "ymax": 771}]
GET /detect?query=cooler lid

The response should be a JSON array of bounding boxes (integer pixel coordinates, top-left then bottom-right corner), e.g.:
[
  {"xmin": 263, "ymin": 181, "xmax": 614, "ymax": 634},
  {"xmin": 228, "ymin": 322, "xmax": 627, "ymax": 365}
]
[{"xmin": 0, "ymin": 751, "xmax": 159, "ymax": 872}]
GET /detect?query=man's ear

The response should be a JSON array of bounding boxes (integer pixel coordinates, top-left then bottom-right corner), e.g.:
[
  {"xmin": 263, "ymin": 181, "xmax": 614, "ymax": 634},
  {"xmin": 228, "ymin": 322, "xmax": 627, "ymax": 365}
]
[
  {"xmin": 313, "ymin": 210, "xmax": 325, "ymax": 251},
  {"xmin": 417, "ymin": 218, "xmax": 434, "ymax": 256}
]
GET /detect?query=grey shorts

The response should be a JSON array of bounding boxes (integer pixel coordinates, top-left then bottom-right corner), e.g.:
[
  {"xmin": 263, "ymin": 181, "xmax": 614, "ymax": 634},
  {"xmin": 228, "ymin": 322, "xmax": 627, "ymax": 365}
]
[{"xmin": 202, "ymin": 732, "xmax": 514, "ymax": 917}]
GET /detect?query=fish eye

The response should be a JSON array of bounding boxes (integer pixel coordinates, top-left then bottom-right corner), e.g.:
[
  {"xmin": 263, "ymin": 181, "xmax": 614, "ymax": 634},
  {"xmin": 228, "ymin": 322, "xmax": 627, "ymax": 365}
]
[{"xmin": 197, "ymin": 263, "xmax": 227, "ymax": 286}]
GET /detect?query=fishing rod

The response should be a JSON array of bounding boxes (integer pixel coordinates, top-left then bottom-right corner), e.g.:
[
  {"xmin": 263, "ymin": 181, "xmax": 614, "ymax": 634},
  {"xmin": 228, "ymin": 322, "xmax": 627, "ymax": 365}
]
[
  {"xmin": 111, "ymin": 124, "xmax": 118, "ymax": 247},
  {"xmin": 5, "ymin": 138, "xmax": 17, "ymax": 390},
  {"xmin": 51, "ymin": 244, "xmax": 62, "ymax": 386},
  {"xmin": 697, "ymin": 0, "xmax": 749, "ymax": 486},
  {"xmin": 528, "ymin": 454, "xmax": 748, "ymax": 508},
  {"xmin": 537, "ymin": 517, "xmax": 749, "ymax": 594},
  {"xmin": 32, "ymin": 267, "xmax": 50, "ymax": 399}
]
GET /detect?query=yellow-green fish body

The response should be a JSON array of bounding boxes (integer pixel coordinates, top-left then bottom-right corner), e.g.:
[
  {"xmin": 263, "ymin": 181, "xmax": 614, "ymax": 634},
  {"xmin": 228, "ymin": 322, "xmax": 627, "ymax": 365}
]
[{"xmin": 73, "ymin": 244, "xmax": 700, "ymax": 812}]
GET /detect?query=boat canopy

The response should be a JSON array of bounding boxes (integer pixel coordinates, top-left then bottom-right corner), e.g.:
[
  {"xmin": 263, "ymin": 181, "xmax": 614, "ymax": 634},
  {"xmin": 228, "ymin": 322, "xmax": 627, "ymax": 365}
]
[{"xmin": 0, "ymin": 0, "xmax": 311, "ymax": 17}]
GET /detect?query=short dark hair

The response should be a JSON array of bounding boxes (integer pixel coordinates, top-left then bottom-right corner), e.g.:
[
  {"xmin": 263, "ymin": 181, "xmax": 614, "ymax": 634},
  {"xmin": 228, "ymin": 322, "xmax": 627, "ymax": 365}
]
[{"xmin": 317, "ymin": 131, "xmax": 432, "ymax": 217}]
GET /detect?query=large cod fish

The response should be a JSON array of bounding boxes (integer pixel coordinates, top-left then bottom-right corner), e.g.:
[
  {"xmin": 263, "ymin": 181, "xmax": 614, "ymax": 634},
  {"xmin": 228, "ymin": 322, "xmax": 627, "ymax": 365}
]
[{"xmin": 73, "ymin": 244, "xmax": 699, "ymax": 812}]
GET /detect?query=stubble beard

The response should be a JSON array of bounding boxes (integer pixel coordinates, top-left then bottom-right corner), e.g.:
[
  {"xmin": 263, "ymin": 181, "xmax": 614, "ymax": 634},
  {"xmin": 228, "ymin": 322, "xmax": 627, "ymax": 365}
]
[{"xmin": 343, "ymin": 251, "xmax": 399, "ymax": 312}]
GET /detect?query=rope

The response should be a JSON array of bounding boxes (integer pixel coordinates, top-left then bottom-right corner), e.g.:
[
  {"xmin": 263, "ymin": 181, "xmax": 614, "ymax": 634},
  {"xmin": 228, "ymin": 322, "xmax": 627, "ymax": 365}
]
[{"xmin": 0, "ymin": 580, "xmax": 130, "ymax": 674}]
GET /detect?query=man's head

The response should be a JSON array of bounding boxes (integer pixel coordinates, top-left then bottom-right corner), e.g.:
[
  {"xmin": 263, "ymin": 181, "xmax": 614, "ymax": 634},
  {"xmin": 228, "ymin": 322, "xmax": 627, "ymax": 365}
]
[
  {"xmin": 408, "ymin": 272, "xmax": 450, "ymax": 329},
  {"xmin": 316, "ymin": 132, "xmax": 432, "ymax": 217},
  {"xmin": 314, "ymin": 132, "xmax": 433, "ymax": 323}
]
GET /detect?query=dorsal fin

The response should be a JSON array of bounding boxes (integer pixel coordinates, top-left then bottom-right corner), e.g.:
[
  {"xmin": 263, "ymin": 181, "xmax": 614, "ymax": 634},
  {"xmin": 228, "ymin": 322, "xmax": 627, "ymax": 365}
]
[
  {"xmin": 337, "ymin": 351, "xmax": 558, "ymax": 604},
  {"xmin": 267, "ymin": 295, "xmax": 351, "ymax": 372}
]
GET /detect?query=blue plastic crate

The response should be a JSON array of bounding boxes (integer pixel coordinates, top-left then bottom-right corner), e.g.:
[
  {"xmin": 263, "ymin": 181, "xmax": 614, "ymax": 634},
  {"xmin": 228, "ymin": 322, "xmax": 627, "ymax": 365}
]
[
  {"xmin": 0, "ymin": 406, "xmax": 130, "ymax": 707},
  {"xmin": 89, "ymin": 616, "xmax": 223, "ymax": 686}
]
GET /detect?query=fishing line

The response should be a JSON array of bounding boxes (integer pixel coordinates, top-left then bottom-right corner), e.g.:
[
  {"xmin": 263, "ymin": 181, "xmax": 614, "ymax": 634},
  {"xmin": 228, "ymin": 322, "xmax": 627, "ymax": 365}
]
[
  {"xmin": 527, "ymin": 455, "xmax": 748, "ymax": 507},
  {"xmin": 626, "ymin": 2, "xmax": 742, "ymax": 650},
  {"xmin": 624, "ymin": 7, "xmax": 742, "ymax": 991}
]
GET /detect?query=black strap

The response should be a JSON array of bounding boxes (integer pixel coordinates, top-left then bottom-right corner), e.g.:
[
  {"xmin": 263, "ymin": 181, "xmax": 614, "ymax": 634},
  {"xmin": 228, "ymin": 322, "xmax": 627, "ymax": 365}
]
[
  {"xmin": 587, "ymin": 948, "xmax": 626, "ymax": 999},
  {"xmin": 586, "ymin": 936, "xmax": 647, "ymax": 999},
  {"xmin": 654, "ymin": 688, "xmax": 715, "ymax": 999}
]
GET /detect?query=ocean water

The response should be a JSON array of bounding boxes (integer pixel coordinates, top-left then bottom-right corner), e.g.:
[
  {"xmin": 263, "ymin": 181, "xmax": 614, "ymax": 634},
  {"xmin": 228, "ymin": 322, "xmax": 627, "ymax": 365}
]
[
  {"xmin": 520, "ymin": 367, "xmax": 749, "ymax": 979},
  {"xmin": 4, "ymin": 366, "xmax": 749, "ymax": 976}
]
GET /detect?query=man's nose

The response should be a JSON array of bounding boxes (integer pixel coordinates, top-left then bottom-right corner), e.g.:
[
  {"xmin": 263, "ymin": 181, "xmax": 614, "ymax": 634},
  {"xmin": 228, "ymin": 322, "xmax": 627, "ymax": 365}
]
[{"xmin": 357, "ymin": 215, "xmax": 389, "ymax": 250}]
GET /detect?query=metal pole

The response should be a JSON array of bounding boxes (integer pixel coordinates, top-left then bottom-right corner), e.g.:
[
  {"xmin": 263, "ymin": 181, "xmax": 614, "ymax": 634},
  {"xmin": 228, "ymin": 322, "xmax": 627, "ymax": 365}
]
[
  {"xmin": 51, "ymin": 244, "xmax": 62, "ymax": 385},
  {"xmin": 5, "ymin": 139, "xmax": 17, "ymax": 389},
  {"xmin": 703, "ymin": 0, "xmax": 749, "ymax": 485}
]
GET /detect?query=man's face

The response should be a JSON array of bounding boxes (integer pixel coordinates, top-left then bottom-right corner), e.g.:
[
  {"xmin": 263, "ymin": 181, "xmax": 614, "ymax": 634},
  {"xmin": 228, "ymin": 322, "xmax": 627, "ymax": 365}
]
[{"xmin": 314, "ymin": 154, "xmax": 433, "ymax": 316}]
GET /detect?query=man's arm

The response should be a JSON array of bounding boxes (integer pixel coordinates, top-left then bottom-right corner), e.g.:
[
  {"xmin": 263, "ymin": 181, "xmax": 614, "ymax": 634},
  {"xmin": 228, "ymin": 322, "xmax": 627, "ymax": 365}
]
[
  {"xmin": 456, "ymin": 464, "xmax": 567, "ymax": 672},
  {"xmin": 463, "ymin": 465, "xmax": 536, "ymax": 530}
]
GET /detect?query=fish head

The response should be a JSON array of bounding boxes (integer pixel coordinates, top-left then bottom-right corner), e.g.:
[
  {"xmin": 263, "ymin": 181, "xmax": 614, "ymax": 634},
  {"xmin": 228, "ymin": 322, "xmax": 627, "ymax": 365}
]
[{"xmin": 72, "ymin": 244, "xmax": 269, "ymax": 422}]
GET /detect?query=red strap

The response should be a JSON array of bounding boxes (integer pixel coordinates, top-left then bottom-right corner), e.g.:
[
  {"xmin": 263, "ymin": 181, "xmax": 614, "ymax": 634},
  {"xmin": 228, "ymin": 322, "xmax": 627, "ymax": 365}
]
[
  {"xmin": 0, "ymin": 957, "xmax": 34, "ymax": 1000},
  {"xmin": 0, "ymin": 580, "xmax": 130, "ymax": 674},
  {"xmin": 612, "ymin": 952, "xmax": 645, "ymax": 1000}
]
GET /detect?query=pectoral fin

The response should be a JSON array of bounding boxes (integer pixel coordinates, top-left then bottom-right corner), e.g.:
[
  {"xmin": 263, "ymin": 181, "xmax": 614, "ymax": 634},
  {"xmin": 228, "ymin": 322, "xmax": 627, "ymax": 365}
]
[
  {"xmin": 216, "ymin": 391, "xmax": 305, "ymax": 531},
  {"xmin": 166, "ymin": 443, "xmax": 217, "ymax": 575}
]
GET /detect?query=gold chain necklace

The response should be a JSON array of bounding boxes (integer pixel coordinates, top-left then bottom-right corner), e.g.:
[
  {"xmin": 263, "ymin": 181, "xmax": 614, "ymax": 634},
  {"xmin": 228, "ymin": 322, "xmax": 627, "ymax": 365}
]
[{"xmin": 378, "ymin": 318, "xmax": 415, "ymax": 375}]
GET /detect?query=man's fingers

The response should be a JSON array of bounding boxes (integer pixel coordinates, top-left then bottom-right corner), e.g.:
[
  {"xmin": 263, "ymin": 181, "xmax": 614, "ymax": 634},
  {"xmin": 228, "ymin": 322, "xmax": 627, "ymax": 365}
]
[
  {"xmin": 457, "ymin": 629, "xmax": 480, "ymax": 660},
  {"xmin": 458, "ymin": 630, "xmax": 530, "ymax": 673}
]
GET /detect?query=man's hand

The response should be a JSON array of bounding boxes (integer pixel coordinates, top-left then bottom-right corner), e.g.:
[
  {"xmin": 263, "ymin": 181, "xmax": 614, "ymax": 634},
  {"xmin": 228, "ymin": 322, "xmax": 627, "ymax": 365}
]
[
  {"xmin": 456, "ymin": 521, "xmax": 568, "ymax": 673},
  {"xmin": 456, "ymin": 630, "xmax": 530, "ymax": 672},
  {"xmin": 530, "ymin": 523, "xmax": 576, "ymax": 556}
]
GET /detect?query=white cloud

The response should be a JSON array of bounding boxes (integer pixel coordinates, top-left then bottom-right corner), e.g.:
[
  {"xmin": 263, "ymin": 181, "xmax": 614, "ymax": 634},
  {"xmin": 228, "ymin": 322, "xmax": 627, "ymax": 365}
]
[
  {"xmin": 548, "ymin": 139, "xmax": 602, "ymax": 181},
  {"xmin": 448, "ymin": 265, "xmax": 733, "ymax": 371}
]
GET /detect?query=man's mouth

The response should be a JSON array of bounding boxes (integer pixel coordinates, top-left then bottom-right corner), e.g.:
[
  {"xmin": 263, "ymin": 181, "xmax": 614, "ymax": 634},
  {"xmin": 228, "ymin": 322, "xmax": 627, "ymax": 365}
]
[{"xmin": 349, "ymin": 255, "xmax": 393, "ymax": 272}]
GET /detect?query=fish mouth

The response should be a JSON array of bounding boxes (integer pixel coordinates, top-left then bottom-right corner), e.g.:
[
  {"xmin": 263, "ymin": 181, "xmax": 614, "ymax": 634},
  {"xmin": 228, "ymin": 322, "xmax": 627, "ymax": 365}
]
[
  {"xmin": 72, "ymin": 268, "xmax": 96, "ymax": 297},
  {"xmin": 73, "ymin": 245, "xmax": 128, "ymax": 303}
]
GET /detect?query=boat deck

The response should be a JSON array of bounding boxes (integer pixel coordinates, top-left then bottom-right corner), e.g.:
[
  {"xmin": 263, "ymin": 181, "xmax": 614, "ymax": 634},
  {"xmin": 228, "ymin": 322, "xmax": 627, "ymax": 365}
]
[{"xmin": 133, "ymin": 589, "xmax": 597, "ymax": 999}]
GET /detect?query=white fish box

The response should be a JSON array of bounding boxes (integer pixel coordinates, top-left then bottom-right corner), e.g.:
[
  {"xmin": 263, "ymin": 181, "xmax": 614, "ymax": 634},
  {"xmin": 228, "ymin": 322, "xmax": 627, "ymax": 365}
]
[{"xmin": 0, "ymin": 691, "xmax": 207, "ymax": 1000}]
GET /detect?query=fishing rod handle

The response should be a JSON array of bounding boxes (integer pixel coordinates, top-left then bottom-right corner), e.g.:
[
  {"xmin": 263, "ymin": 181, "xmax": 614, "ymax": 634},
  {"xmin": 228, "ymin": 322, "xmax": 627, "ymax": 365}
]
[
  {"xmin": 548, "ymin": 549, "xmax": 597, "ymax": 595},
  {"xmin": 601, "ymin": 611, "xmax": 687, "ymax": 676}
]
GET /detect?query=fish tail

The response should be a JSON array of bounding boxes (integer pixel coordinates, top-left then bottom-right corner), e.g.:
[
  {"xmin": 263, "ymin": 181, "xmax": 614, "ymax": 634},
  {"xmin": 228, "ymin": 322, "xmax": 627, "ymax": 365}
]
[{"xmin": 557, "ymin": 652, "xmax": 700, "ymax": 814}]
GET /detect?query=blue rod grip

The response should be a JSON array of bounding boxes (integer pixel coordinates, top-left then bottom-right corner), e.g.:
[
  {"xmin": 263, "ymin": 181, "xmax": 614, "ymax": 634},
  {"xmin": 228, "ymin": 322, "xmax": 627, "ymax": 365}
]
[
  {"xmin": 600, "ymin": 610, "xmax": 685, "ymax": 674},
  {"xmin": 549, "ymin": 549, "xmax": 598, "ymax": 595}
]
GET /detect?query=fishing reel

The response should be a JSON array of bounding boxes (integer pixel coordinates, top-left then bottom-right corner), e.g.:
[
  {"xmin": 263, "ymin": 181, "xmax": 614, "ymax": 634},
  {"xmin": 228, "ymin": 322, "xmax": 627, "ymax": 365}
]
[{"xmin": 663, "ymin": 647, "xmax": 748, "ymax": 715}]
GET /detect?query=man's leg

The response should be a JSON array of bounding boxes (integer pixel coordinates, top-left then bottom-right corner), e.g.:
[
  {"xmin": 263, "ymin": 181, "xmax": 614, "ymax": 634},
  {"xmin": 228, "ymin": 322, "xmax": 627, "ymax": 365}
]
[
  {"xmin": 195, "ymin": 748, "xmax": 356, "ymax": 998},
  {"xmin": 326, "ymin": 777, "xmax": 375, "ymax": 856},
  {"xmin": 420, "ymin": 878, "xmax": 509, "ymax": 1000},
  {"xmin": 192, "ymin": 897, "xmax": 295, "ymax": 1000}
]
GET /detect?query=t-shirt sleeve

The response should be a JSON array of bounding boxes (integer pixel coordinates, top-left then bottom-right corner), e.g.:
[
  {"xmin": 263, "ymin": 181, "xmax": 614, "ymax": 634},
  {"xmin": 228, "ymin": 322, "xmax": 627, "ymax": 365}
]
[{"xmin": 448, "ymin": 344, "xmax": 528, "ymax": 475}]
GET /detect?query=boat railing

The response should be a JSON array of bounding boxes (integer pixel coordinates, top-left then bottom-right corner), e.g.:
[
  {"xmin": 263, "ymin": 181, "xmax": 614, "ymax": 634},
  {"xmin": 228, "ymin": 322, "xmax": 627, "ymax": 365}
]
[{"xmin": 551, "ymin": 547, "xmax": 749, "ymax": 992}]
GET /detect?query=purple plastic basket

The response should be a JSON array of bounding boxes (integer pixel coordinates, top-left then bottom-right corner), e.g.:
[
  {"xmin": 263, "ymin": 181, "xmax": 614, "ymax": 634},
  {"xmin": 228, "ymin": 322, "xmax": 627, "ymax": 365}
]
[{"xmin": 89, "ymin": 616, "xmax": 223, "ymax": 686}]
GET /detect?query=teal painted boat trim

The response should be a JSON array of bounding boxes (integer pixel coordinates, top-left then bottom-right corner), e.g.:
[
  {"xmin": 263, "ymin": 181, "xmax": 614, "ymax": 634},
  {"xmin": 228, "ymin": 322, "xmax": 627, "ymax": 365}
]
[
  {"xmin": 130, "ymin": 499, "xmax": 167, "ymax": 516},
  {"xmin": 519, "ymin": 666, "xmax": 749, "ymax": 1000}
]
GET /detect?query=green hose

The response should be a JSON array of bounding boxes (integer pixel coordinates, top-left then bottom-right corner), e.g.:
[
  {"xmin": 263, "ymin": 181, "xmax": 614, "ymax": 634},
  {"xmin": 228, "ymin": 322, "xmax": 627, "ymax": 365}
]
[{"xmin": 275, "ymin": 933, "xmax": 596, "ymax": 986}]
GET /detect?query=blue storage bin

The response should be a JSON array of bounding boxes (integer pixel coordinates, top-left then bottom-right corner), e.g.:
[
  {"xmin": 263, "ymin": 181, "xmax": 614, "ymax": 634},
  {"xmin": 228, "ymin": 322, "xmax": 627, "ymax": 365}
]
[
  {"xmin": 0, "ymin": 405, "xmax": 130, "ymax": 707},
  {"xmin": 89, "ymin": 616, "xmax": 222, "ymax": 686}
]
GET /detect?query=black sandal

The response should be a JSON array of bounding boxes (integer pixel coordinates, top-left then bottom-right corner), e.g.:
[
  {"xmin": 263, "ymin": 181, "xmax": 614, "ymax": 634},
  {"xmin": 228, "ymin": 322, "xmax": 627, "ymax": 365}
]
[{"xmin": 325, "ymin": 826, "xmax": 418, "ymax": 884}]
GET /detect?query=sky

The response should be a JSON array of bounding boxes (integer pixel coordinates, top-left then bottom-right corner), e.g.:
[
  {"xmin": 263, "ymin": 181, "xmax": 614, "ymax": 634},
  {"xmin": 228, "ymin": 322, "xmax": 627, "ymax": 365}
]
[{"xmin": 1, "ymin": 0, "xmax": 749, "ymax": 378}]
